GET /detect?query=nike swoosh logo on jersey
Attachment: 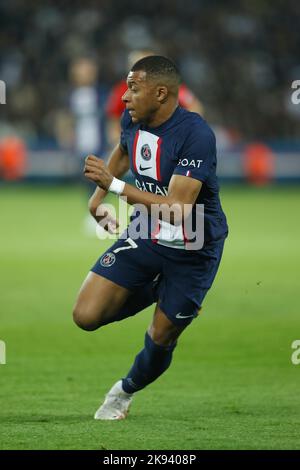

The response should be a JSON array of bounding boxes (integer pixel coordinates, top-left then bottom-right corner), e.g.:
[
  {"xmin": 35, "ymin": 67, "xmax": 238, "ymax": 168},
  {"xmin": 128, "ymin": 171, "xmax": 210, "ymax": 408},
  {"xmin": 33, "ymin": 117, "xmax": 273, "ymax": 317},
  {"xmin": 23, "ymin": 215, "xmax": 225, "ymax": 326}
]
[
  {"xmin": 175, "ymin": 312, "xmax": 194, "ymax": 319},
  {"xmin": 139, "ymin": 165, "xmax": 152, "ymax": 171}
]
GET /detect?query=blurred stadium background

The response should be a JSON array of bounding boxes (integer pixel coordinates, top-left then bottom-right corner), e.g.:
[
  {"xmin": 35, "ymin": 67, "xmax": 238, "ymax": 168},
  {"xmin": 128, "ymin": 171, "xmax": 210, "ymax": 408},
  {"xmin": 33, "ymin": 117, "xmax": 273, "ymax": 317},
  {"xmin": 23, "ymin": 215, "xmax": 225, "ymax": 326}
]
[{"xmin": 0, "ymin": 0, "xmax": 299, "ymax": 450}]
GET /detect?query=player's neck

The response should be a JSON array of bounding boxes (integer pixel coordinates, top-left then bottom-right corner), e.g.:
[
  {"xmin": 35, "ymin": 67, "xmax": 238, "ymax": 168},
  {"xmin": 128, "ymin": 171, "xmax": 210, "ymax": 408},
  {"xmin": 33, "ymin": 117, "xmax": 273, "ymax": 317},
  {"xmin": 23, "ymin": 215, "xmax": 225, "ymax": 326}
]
[{"xmin": 146, "ymin": 102, "xmax": 178, "ymax": 128}]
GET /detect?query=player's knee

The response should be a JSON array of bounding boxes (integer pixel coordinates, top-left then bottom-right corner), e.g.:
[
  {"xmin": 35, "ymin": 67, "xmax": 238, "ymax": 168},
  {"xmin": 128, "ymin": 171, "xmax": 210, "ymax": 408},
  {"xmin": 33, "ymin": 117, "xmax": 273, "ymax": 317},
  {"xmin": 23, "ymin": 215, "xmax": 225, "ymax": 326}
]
[
  {"xmin": 149, "ymin": 333, "xmax": 177, "ymax": 348},
  {"xmin": 148, "ymin": 323, "xmax": 181, "ymax": 347},
  {"xmin": 72, "ymin": 305, "xmax": 102, "ymax": 331}
]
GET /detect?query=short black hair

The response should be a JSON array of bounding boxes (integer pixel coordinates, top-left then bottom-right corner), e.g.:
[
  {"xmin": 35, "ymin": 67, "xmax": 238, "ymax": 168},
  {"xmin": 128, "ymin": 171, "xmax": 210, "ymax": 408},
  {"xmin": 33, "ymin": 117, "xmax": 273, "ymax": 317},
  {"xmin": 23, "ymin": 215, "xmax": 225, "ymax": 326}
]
[{"xmin": 131, "ymin": 55, "xmax": 181, "ymax": 90}]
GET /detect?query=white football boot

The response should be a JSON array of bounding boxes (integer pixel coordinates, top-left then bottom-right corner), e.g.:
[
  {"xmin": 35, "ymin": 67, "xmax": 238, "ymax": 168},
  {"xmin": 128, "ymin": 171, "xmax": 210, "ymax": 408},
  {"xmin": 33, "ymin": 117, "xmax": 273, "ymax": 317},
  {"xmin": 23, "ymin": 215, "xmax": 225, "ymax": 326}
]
[{"xmin": 94, "ymin": 380, "xmax": 133, "ymax": 420}]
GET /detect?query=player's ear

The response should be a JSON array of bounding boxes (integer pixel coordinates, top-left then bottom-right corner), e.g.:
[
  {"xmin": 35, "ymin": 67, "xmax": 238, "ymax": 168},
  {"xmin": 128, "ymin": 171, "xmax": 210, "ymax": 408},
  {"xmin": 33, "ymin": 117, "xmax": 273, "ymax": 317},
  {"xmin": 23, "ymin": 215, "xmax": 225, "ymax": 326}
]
[{"xmin": 156, "ymin": 86, "xmax": 168, "ymax": 103}]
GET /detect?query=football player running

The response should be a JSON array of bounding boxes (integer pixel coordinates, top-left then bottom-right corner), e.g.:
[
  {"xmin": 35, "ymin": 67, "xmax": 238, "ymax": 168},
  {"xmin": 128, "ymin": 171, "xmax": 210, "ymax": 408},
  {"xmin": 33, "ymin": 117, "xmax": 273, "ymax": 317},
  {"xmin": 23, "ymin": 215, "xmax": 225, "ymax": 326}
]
[{"xmin": 73, "ymin": 56, "xmax": 228, "ymax": 420}]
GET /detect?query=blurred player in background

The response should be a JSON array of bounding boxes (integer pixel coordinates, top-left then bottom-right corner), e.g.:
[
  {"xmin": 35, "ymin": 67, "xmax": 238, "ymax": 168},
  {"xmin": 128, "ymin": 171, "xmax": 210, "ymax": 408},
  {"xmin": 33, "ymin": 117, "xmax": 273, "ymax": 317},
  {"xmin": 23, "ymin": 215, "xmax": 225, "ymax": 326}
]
[
  {"xmin": 69, "ymin": 57, "xmax": 109, "ymax": 233},
  {"xmin": 73, "ymin": 56, "xmax": 228, "ymax": 420},
  {"xmin": 69, "ymin": 57, "xmax": 108, "ymax": 167},
  {"xmin": 106, "ymin": 49, "xmax": 204, "ymax": 148}
]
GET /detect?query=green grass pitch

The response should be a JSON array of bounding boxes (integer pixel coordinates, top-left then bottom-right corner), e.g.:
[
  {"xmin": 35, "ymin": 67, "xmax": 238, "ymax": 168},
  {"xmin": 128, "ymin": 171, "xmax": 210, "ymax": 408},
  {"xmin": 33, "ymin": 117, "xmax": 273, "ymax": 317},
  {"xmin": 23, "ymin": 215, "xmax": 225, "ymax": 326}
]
[{"xmin": 0, "ymin": 184, "xmax": 299, "ymax": 450}]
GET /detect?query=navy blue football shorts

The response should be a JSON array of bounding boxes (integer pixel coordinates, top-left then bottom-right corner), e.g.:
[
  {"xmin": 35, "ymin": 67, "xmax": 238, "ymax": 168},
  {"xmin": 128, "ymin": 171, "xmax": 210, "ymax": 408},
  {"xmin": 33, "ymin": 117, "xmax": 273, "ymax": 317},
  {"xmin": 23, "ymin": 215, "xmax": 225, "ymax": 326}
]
[{"xmin": 91, "ymin": 234, "xmax": 225, "ymax": 326}]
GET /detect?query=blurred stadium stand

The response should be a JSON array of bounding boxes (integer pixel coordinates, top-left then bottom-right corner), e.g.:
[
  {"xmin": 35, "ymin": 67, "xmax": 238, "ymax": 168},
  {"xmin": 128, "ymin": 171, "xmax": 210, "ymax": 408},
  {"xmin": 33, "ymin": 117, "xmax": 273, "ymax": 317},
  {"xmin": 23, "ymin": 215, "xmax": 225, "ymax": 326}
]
[
  {"xmin": 1, "ymin": 0, "xmax": 300, "ymax": 182},
  {"xmin": 18, "ymin": 146, "xmax": 300, "ymax": 183}
]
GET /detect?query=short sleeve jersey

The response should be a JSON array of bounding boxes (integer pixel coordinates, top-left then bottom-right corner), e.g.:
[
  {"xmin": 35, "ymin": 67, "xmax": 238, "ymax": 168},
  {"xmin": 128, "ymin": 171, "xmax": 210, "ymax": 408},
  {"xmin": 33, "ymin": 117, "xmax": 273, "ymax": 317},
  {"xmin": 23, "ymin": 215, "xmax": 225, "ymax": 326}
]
[{"xmin": 120, "ymin": 107, "xmax": 228, "ymax": 250}]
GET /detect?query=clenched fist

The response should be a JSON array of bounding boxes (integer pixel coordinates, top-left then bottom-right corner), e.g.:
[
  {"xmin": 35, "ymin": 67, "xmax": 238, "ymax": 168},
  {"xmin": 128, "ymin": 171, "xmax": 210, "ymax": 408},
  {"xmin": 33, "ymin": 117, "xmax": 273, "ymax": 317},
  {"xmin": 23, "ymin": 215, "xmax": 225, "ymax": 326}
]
[{"xmin": 84, "ymin": 155, "xmax": 113, "ymax": 190}]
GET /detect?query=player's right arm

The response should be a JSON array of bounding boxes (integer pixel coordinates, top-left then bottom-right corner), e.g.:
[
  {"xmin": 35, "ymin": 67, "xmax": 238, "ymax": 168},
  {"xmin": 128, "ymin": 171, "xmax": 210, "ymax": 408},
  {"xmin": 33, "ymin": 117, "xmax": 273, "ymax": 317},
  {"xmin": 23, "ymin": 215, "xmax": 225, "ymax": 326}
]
[{"xmin": 88, "ymin": 143, "xmax": 129, "ymax": 221}]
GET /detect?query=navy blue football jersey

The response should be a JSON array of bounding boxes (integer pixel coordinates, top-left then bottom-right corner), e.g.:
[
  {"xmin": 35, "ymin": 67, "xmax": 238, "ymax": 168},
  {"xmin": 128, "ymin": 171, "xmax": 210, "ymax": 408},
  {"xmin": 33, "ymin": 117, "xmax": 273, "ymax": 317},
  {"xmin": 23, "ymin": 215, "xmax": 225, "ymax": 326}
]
[{"xmin": 120, "ymin": 106, "xmax": 228, "ymax": 250}]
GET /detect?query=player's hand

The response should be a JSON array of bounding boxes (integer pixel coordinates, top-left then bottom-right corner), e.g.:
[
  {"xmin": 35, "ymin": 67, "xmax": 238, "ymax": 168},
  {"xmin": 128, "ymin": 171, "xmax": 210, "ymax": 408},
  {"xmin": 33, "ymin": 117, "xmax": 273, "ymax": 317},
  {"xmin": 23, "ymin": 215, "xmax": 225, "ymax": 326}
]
[
  {"xmin": 95, "ymin": 204, "xmax": 120, "ymax": 234},
  {"xmin": 84, "ymin": 155, "xmax": 113, "ymax": 190}
]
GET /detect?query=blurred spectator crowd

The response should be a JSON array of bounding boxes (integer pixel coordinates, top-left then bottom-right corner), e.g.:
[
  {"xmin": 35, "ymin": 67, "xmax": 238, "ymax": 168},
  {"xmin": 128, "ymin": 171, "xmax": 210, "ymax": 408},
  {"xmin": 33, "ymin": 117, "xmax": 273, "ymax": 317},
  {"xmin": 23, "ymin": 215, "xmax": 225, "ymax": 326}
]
[{"xmin": 1, "ymin": 0, "xmax": 300, "ymax": 153}]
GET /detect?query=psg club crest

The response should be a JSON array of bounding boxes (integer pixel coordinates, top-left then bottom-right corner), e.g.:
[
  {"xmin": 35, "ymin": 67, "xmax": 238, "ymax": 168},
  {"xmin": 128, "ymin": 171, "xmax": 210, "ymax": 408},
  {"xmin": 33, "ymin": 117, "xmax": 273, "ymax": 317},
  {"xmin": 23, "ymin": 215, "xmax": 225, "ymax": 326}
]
[
  {"xmin": 100, "ymin": 252, "xmax": 116, "ymax": 267},
  {"xmin": 141, "ymin": 143, "xmax": 151, "ymax": 161}
]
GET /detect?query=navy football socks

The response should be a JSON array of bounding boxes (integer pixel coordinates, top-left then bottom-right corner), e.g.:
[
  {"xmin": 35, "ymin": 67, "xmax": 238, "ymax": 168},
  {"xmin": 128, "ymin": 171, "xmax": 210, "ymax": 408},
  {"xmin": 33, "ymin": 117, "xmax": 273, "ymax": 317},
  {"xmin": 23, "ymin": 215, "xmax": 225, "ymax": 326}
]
[{"xmin": 122, "ymin": 332, "xmax": 177, "ymax": 394}]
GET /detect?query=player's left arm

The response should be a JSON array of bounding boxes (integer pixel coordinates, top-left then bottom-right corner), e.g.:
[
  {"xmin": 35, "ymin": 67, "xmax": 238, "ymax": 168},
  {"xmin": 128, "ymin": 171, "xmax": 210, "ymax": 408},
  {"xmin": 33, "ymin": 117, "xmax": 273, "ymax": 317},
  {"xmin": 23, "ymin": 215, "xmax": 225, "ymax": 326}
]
[
  {"xmin": 84, "ymin": 123, "xmax": 215, "ymax": 223},
  {"xmin": 84, "ymin": 156, "xmax": 201, "ymax": 223},
  {"xmin": 123, "ymin": 173, "xmax": 202, "ymax": 223}
]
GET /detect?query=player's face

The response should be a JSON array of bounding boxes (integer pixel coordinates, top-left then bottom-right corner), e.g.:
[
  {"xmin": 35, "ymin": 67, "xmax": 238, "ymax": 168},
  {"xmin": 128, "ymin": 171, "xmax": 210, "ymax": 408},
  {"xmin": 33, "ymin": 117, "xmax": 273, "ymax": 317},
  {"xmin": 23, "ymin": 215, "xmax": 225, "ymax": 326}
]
[{"xmin": 122, "ymin": 71, "xmax": 159, "ymax": 124}]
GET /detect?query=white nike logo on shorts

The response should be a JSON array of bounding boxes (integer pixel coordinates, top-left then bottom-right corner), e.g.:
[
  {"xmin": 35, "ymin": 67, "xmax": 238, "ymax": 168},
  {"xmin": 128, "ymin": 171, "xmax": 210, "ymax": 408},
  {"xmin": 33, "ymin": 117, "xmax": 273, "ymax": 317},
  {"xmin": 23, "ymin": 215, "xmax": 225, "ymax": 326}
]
[{"xmin": 175, "ymin": 312, "xmax": 194, "ymax": 319}]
